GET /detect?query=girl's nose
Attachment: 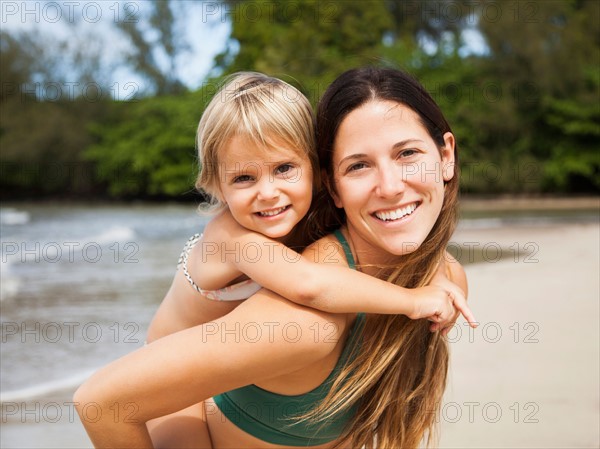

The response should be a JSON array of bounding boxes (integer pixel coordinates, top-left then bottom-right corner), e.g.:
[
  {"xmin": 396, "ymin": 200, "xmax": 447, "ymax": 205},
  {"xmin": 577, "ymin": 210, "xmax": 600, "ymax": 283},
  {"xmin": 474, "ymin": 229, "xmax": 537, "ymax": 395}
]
[{"xmin": 256, "ymin": 179, "xmax": 280, "ymax": 201}]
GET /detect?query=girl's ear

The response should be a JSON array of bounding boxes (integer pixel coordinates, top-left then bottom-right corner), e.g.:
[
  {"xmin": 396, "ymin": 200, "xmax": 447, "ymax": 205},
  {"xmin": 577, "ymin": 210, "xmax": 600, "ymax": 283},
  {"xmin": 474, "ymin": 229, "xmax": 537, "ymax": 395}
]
[
  {"xmin": 322, "ymin": 169, "xmax": 343, "ymax": 208},
  {"xmin": 441, "ymin": 132, "xmax": 456, "ymax": 182},
  {"xmin": 212, "ymin": 182, "xmax": 225, "ymax": 204}
]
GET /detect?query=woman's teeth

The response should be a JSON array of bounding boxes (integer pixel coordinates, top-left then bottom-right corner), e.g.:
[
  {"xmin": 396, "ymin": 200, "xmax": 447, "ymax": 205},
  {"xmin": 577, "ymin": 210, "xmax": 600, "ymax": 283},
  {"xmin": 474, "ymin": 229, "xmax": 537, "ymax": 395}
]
[
  {"xmin": 258, "ymin": 206, "xmax": 287, "ymax": 217},
  {"xmin": 375, "ymin": 203, "xmax": 417, "ymax": 221}
]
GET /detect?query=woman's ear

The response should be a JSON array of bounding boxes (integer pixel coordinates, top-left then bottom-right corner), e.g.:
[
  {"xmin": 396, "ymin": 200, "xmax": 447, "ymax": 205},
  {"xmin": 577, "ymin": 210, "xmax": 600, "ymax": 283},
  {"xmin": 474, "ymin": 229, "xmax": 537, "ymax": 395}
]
[
  {"xmin": 322, "ymin": 169, "xmax": 343, "ymax": 208},
  {"xmin": 441, "ymin": 132, "xmax": 456, "ymax": 182}
]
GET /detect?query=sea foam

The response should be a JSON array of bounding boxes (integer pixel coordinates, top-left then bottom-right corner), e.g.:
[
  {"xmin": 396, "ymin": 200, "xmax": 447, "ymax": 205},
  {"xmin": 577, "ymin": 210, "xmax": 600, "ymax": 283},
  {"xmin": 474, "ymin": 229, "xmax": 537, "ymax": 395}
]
[{"xmin": 0, "ymin": 208, "xmax": 31, "ymax": 226}]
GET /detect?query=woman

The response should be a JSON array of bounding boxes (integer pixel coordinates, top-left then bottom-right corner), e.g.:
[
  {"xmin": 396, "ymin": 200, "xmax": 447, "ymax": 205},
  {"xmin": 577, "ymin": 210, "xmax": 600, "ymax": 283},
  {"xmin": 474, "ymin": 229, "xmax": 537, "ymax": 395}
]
[
  {"xmin": 74, "ymin": 67, "xmax": 467, "ymax": 449},
  {"xmin": 307, "ymin": 66, "xmax": 464, "ymax": 448}
]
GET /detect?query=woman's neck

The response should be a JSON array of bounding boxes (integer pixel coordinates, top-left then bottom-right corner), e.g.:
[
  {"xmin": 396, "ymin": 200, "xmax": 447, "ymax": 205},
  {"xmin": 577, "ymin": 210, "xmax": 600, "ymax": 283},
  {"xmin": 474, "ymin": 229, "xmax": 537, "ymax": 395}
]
[{"xmin": 342, "ymin": 226, "xmax": 402, "ymax": 278}]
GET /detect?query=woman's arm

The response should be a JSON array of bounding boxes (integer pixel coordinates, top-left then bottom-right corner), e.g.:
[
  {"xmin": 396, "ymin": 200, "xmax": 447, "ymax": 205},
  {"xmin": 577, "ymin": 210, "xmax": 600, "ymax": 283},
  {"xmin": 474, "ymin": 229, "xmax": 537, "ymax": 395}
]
[
  {"xmin": 74, "ymin": 290, "xmax": 346, "ymax": 448},
  {"xmin": 210, "ymin": 217, "xmax": 476, "ymax": 327}
]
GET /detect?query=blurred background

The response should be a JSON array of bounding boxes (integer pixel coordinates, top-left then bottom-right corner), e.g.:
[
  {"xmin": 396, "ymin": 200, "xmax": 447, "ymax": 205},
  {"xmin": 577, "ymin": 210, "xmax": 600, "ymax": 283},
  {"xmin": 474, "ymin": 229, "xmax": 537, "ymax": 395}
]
[
  {"xmin": 1, "ymin": 0, "xmax": 598, "ymax": 198},
  {"xmin": 1, "ymin": 1, "xmax": 598, "ymax": 447}
]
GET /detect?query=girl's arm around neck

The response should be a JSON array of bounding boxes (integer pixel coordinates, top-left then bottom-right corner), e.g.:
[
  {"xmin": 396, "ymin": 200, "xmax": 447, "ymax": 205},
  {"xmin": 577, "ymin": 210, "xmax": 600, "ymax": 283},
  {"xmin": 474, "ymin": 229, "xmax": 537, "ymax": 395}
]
[
  {"xmin": 200, "ymin": 216, "xmax": 476, "ymax": 324},
  {"xmin": 231, "ymin": 231, "xmax": 418, "ymax": 316}
]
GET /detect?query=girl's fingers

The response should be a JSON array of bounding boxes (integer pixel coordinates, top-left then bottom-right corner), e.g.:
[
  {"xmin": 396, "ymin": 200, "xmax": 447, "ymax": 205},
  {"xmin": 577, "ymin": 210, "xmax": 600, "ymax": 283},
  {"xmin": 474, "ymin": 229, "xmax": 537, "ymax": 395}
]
[{"xmin": 448, "ymin": 290, "xmax": 478, "ymax": 328}]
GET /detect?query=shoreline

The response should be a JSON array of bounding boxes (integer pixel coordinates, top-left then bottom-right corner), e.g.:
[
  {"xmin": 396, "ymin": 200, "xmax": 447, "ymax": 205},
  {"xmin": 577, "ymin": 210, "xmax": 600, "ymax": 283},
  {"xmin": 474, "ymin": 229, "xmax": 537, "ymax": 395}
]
[{"xmin": 460, "ymin": 195, "xmax": 600, "ymax": 211}]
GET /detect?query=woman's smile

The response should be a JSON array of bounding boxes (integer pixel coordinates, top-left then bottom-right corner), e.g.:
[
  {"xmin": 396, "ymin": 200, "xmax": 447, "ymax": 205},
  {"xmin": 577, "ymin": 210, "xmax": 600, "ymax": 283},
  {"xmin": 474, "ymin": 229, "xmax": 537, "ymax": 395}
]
[{"xmin": 371, "ymin": 201, "xmax": 420, "ymax": 223}]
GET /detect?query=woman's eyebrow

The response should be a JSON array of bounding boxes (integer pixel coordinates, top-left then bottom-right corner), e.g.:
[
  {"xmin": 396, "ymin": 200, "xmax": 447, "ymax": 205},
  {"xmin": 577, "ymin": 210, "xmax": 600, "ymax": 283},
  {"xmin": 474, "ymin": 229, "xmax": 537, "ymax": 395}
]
[
  {"xmin": 392, "ymin": 139, "xmax": 425, "ymax": 149},
  {"xmin": 337, "ymin": 153, "xmax": 368, "ymax": 169}
]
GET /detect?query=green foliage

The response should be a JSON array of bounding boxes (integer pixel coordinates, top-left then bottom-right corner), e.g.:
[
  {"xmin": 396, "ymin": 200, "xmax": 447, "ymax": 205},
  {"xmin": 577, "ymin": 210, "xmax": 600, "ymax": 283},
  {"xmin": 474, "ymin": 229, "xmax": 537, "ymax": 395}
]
[
  {"xmin": 83, "ymin": 87, "xmax": 214, "ymax": 198},
  {"xmin": 470, "ymin": 0, "xmax": 600, "ymax": 193},
  {"xmin": 2, "ymin": 0, "xmax": 599, "ymax": 199},
  {"xmin": 0, "ymin": 94, "xmax": 110, "ymax": 198},
  {"xmin": 541, "ymin": 68, "xmax": 600, "ymax": 191},
  {"xmin": 0, "ymin": 28, "xmax": 113, "ymax": 199},
  {"xmin": 218, "ymin": 0, "xmax": 394, "ymax": 103},
  {"xmin": 213, "ymin": 0, "xmax": 599, "ymax": 194}
]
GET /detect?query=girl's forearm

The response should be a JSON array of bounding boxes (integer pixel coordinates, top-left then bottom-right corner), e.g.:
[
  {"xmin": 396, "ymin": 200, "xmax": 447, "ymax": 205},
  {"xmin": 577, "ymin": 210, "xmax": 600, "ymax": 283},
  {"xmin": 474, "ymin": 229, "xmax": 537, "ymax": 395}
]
[
  {"xmin": 301, "ymin": 264, "xmax": 416, "ymax": 315},
  {"xmin": 231, "ymin": 232, "xmax": 417, "ymax": 315}
]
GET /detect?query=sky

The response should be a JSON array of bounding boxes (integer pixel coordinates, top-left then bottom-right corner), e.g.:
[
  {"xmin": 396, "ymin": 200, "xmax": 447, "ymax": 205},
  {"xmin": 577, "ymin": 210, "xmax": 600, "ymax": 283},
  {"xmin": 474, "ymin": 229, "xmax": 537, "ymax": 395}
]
[{"xmin": 1, "ymin": 1, "xmax": 231, "ymax": 96}]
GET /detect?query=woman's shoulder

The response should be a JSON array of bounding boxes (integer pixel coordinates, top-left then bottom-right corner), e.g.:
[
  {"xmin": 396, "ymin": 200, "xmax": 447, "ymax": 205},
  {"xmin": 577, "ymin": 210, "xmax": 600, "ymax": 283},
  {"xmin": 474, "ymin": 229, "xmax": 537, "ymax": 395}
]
[
  {"xmin": 303, "ymin": 232, "xmax": 350, "ymax": 267},
  {"xmin": 444, "ymin": 251, "xmax": 468, "ymax": 297}
]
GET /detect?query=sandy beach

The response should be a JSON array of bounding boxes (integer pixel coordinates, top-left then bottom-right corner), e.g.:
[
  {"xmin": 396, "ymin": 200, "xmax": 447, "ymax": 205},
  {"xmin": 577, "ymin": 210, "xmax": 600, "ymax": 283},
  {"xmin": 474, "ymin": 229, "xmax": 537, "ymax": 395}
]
[
  {"xmin": 2, "ymin": 216, "xmax": 598, "ymax": 448},
  {"xmin": 440, "ymin": 220, "xmax": 599, "ymax": 448}
]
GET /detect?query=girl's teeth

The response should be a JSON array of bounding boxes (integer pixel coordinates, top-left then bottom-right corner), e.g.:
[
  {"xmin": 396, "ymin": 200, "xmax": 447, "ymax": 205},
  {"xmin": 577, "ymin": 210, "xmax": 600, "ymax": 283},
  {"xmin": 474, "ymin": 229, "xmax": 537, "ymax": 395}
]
[
  {"xmin": 375, "ymin": 203, "xmax": 417, "ymax": 221},
  {"xmin": 258, "ymin": 206, "xmax": 286, "ymax": 217}
]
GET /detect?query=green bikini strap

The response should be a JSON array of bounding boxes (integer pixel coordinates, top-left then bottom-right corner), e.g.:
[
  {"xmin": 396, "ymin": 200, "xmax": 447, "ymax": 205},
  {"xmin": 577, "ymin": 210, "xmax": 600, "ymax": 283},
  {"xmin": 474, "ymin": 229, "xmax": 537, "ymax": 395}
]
[{"xmin": 333, "ymin": 228, "xmax": 356, "ymax": 270}]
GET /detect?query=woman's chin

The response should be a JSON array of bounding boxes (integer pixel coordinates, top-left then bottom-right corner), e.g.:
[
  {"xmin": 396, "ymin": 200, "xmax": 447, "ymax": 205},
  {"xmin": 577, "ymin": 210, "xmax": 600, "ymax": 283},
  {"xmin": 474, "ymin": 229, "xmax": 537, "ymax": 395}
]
[{"xmin": 376, "ymin": 235, "xmax": 424, "ymax": 257}]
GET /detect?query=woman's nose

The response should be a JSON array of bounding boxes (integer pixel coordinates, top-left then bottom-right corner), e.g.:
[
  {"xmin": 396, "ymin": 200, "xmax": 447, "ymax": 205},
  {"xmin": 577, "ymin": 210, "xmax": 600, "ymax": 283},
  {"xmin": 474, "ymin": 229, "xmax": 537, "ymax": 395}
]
[{"xmin": 375, "ymin": 166, "xmax": 405, "ymax": 198}]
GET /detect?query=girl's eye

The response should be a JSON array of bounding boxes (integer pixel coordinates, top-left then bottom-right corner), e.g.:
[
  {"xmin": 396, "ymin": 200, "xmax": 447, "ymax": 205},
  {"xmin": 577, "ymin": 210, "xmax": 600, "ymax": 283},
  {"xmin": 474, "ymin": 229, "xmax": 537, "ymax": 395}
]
[
  {"xmin": 276, "ymin": 164, "xmax": 300, "ymax": 179},
  {"xmin": 275, "ymin": 163, "xmax": 294, "ymax": 174},
  {"xmin": 233, "ymin": 175, "xmax": 253, "ymax": 183}
]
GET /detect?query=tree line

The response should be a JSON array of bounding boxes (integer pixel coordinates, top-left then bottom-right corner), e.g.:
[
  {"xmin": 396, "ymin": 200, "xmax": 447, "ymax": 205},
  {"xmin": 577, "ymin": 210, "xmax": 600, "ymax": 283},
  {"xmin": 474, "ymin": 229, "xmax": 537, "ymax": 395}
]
[{"xmin": 1, "ymin": 0, "xmax": 598, "ymax": 200}]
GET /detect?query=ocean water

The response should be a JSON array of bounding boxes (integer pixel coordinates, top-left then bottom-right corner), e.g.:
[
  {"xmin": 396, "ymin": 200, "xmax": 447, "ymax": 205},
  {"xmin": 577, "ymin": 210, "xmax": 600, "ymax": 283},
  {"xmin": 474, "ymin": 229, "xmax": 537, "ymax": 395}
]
[
  {"xmin": 0, "ymin": 203, "xmax": 208, "ymax": 403},
  {"xmin": 0, "ymin": 203, "xmax": 597, "ymax": 403}
]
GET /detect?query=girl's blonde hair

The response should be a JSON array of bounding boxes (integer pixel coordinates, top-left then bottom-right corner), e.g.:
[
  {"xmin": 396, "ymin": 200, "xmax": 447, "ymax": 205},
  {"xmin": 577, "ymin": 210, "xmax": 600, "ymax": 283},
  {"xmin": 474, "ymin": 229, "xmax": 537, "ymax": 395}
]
[
  {"xmin": 196, "ymin": 72, "xmax": 318, "ymax": 213},
  {"xmin": 308, "ymin": 67, "xmax": 461, "ymax": 449}
]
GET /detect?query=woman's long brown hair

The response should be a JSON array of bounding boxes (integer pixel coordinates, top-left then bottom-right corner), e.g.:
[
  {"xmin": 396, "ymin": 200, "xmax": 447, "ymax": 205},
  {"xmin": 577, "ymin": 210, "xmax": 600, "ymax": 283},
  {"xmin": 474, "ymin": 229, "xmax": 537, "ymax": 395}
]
[{"xmin": 307, "ymin": 67, "xmax": 461, "ymax": 449}]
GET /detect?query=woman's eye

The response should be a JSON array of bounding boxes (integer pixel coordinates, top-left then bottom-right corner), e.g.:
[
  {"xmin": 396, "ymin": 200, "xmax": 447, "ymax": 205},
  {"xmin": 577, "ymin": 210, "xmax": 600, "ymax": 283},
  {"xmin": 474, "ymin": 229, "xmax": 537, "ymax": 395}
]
[
  {"xmin": 233, "ymin": 175, "xmax": 253, "ymax": 183},
  {"xmin": 399, "ymin": 148, "xmax": 418, "ymax": 158},
  {"xmin": 347, "ymin": 162, "xmax": 367, "ymax": 172}
]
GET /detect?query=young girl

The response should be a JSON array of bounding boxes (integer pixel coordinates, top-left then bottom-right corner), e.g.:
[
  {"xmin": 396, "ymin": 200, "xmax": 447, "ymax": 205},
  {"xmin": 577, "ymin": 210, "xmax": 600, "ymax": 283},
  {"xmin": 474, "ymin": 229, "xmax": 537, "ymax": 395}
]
[{"xmin": 146, "ymin": 72, "xmax": 476, "ymax": 345}]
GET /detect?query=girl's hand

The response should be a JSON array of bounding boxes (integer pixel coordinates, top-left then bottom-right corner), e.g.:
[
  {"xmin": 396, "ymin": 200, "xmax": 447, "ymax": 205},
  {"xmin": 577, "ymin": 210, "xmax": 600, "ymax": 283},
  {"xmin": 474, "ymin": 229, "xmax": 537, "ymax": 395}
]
[
  {"xmin": 426, "ymin": 261, "xmax": 477, "ymax": 335},
  {"xmin": 408, "ymin": 260, "xmax": 477, "ymax": 334},
  {"xmin": 408, "ymin": 284, "xmax": 476, "ymax": 333}
]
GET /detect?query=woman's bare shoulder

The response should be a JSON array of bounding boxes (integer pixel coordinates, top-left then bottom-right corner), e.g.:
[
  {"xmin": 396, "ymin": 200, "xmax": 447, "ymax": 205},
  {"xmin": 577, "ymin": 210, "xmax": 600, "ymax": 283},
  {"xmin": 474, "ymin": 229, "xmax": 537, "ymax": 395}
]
[
  {"xmin": 444, "ymin": 251, "xmax": 468, "ymax": 296},
  {"xmin": 303, "ymin": 233, "xmax": 349, "ymax": 267}
]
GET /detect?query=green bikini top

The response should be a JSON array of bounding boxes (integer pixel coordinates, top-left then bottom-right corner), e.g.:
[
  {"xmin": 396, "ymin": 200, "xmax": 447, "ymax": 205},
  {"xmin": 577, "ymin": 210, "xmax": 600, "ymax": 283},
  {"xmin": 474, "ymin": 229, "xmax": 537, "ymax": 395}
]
[{"xmin": 213, "ymin": 229, "xmax": 365, "ymax": 446}]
